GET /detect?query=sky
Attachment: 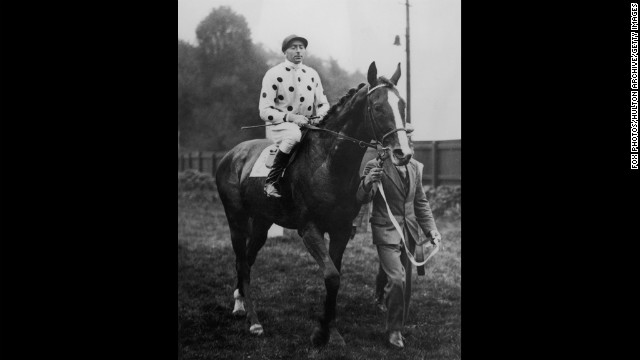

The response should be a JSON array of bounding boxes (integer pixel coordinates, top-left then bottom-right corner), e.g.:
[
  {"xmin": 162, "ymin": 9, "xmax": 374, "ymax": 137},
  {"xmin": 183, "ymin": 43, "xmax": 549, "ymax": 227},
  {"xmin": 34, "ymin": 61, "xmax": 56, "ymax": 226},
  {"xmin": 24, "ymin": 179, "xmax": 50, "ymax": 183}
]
[{"xmin": 178, "ymin": 0, "xmax": 461, "ymax": 141}]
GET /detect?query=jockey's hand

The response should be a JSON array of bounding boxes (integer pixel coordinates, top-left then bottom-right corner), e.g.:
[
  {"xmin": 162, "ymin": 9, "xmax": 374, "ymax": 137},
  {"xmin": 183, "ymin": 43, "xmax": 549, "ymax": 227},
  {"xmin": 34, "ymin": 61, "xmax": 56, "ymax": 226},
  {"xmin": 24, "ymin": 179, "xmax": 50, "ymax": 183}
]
[
  {"xmin": 363, "ymin": 166, "xmax": 384, "ymax": 192},
  {"xmin": 289, "ymin": 114, "xmax": 309, "ymax": 126},
  {"xmin": 309, "ymin": 115, "xmax": 324, "ymax": 126},
  {"xmin": 429, "ymin": 230, "xmax": 442, "ymax": 245}
]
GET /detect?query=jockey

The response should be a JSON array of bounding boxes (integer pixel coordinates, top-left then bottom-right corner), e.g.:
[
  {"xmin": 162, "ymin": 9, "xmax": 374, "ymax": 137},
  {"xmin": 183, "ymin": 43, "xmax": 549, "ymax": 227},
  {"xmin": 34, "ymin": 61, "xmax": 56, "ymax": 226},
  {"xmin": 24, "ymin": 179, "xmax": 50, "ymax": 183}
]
[{"xmin": 259, "ymin": 34, "xmax": 330, "ymax": 198}]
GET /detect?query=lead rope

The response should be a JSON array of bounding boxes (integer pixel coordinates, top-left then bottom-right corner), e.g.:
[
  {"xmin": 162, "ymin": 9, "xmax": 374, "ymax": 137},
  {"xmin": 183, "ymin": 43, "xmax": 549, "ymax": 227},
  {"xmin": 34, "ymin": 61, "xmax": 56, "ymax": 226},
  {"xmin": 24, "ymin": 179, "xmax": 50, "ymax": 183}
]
[{"xmin": 375, "ymin": 167, "xmax": 440, "ymax": 267}]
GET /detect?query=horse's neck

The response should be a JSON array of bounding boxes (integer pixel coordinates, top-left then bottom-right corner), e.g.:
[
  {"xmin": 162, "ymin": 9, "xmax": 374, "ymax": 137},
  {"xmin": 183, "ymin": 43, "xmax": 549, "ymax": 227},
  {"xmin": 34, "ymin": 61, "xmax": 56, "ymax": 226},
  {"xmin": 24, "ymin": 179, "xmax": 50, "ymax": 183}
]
[{"xmin": 315, "ymin": 110, "xmax": 369, "ymax": 187}]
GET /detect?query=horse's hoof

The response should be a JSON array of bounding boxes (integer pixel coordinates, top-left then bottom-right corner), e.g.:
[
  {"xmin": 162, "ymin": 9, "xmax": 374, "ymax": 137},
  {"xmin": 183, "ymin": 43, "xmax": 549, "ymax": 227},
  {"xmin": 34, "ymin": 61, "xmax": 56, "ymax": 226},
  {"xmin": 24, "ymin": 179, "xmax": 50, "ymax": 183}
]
[
  {"xmin": 232, "ymin": 293, "xmax": 246, "ymax": 318},
  {"xmin": 329, "ymin": 327, "xmax": 346, "ymax": 347},
  {"xmin": 310, "ymin": 326, "xmax": 329, "ymax": 347},
  {"xmin": 250, "ymin": 324, "xmax": 264, "ymax": 336}
]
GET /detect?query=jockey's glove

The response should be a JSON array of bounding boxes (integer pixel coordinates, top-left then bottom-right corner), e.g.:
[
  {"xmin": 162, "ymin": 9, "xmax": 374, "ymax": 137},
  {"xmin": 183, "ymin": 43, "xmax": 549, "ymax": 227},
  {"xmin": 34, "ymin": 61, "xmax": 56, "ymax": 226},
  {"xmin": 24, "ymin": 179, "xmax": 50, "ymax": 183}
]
[
  {"xmin": 309, "ymin": 115, "xmax": 325, "ymax": 126},
  {"xmin": 288, "ymin": 114, "xmax": 309, "ymax": 126}
]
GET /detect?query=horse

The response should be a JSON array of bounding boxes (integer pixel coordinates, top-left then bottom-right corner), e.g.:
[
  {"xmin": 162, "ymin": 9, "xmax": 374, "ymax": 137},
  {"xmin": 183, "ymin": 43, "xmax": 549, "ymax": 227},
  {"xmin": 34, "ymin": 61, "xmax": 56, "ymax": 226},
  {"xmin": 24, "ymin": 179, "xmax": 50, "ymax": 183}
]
[{"xmin": 215, "ymin": 61, "xmax": 413, "ymax": 347}]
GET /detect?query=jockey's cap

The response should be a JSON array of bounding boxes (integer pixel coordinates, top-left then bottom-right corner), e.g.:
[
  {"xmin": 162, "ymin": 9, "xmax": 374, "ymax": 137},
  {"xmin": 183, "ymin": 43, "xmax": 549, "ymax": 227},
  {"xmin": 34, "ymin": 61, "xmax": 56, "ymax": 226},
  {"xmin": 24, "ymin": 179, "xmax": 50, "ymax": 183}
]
[{"xmin": 282, "ymin": 35, "xmax": 308, "ymax": 53}]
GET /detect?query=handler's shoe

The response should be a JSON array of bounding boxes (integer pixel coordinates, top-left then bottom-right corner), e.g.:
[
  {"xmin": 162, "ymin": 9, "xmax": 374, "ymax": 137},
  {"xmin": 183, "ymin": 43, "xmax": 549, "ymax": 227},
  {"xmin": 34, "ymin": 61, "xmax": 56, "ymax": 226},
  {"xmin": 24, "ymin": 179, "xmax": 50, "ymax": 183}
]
[{"xmin": 388, "ymin": 331, "xmax": 404, "ymax": 349}]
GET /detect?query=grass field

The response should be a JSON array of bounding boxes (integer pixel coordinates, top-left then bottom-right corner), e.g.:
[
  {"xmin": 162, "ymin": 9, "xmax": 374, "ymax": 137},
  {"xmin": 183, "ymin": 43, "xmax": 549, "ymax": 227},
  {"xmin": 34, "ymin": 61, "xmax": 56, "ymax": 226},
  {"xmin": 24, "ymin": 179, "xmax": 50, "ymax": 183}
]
[{"xmin": 178, "ymin": 189, "xmax": 461, "ymax": 360}]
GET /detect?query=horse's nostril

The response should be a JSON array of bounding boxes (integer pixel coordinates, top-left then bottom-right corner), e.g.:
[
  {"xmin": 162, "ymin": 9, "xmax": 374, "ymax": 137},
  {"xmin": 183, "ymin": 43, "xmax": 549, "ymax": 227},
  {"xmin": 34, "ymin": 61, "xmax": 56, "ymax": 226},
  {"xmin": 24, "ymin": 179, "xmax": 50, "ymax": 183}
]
[{"xmin": 393, "ymin": 149, "xmax": 405, "ymax": 158}]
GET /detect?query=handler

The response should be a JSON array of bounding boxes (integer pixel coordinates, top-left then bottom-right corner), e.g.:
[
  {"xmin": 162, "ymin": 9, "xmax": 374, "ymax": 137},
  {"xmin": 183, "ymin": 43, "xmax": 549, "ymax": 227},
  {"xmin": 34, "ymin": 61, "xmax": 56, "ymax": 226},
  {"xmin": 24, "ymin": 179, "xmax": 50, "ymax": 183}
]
[
  {"xmin": 258, "ymin": 34, "xmax": 331, "ymax": 198},
  {"xmin": 356, "ymin": 136, "xmax": 442, "ymax": 349}
]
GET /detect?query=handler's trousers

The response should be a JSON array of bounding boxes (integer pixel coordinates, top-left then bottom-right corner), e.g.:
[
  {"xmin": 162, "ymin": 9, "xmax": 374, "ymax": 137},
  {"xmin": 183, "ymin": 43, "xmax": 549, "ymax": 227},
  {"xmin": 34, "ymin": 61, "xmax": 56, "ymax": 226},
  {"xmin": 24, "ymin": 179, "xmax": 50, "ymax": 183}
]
[{"xmin": 377, "ymin": 243, "xmax": 413, "ymax": 332}]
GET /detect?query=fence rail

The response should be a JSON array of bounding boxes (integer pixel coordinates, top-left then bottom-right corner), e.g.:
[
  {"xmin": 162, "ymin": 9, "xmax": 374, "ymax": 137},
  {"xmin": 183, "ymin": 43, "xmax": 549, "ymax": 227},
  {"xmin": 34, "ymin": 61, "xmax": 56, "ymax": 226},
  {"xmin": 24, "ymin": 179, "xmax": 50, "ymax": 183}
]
[{"xmin": 178, "ymin": 139, "xmax": 461, "ymax": 187}]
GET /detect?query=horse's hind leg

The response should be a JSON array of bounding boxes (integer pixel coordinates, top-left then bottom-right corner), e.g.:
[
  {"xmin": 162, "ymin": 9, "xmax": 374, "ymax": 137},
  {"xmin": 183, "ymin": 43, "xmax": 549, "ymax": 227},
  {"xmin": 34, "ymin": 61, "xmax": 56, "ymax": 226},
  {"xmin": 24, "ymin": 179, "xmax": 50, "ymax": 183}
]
[
  {"xmin": 228, "ymin": 214, "xmax": 251, "ymax": 318},
  {"xmin": 232, "ymin": 215, "xmax": 271, "ymax": 336},
  {"xmin": 243, "ymin": 217, "xmax": 271, "ymax": 336}
]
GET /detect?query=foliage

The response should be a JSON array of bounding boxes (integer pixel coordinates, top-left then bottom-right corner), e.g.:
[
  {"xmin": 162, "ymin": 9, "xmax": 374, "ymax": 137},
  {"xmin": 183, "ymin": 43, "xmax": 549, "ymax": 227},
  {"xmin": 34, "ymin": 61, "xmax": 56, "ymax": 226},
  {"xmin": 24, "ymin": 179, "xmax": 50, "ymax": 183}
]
[{"xmin": 426, "ymin": 185, "xmax": 461, "ymax": 220}]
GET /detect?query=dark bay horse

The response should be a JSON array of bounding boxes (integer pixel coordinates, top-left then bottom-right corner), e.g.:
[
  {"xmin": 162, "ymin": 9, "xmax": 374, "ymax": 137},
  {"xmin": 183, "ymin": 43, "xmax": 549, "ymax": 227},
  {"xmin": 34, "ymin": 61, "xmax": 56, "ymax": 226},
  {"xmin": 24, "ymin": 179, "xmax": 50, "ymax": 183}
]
[{"xmin": 215, "ymin": 62, "xmax": 412, "ymax": 346}]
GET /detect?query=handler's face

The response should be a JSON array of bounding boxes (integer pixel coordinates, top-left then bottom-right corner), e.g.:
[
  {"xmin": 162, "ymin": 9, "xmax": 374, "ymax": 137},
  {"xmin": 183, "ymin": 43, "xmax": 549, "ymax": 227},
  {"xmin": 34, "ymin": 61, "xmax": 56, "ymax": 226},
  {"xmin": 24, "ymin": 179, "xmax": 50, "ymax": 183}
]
[{"xmin": 285, "ymin": 40, "xmax": 306, "ymax": 64}]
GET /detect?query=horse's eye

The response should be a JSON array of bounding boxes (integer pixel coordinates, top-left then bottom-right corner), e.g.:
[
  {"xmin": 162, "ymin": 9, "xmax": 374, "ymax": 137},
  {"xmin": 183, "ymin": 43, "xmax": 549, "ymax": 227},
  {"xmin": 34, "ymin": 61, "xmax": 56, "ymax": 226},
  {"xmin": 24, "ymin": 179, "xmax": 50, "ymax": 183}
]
[{"xmin": 373, "ymin": 104, "xmax": 384, "ymax": 112}]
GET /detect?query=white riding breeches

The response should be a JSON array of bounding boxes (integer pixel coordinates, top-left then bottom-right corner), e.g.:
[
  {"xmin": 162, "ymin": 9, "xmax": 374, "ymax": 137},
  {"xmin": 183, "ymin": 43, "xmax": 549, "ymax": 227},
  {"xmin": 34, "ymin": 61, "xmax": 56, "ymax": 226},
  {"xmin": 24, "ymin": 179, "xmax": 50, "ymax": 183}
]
[{"xmin": 268, "ymin": 121, "xmax": 302, "ymax": 154}]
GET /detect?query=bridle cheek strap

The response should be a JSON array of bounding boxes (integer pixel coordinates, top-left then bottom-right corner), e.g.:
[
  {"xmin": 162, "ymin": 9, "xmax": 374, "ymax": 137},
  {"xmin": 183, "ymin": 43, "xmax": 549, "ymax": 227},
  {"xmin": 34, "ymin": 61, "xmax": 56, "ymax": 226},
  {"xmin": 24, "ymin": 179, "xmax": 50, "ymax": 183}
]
[{"xmin": 367, "ymin": 84, "xmax": 407, "ymax": 148}]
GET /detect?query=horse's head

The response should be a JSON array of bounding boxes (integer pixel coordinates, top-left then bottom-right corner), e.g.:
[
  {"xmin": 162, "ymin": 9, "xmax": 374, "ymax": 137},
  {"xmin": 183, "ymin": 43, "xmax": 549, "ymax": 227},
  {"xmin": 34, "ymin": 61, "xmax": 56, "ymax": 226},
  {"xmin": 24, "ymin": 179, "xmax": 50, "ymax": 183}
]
[{"xmin": 365, "ymin": 62, "xmax": 413, "ymax": 166}]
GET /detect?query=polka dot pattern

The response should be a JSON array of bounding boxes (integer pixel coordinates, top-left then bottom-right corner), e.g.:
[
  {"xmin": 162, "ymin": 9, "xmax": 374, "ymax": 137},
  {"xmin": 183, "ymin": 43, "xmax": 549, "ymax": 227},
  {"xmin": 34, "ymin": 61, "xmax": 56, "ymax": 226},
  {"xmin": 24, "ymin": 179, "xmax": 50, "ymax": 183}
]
[{"xmin": 261, "ymin": 63, "xmax": 329, "ymax": 121}]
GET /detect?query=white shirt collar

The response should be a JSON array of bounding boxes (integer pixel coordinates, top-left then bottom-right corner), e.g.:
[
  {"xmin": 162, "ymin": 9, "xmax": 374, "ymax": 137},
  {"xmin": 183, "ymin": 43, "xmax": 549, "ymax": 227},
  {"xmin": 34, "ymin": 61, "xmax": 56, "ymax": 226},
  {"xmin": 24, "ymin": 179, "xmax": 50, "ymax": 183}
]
[{"xmin": 284, "ymin": 59, "xmax": 302, "ymax": 70}]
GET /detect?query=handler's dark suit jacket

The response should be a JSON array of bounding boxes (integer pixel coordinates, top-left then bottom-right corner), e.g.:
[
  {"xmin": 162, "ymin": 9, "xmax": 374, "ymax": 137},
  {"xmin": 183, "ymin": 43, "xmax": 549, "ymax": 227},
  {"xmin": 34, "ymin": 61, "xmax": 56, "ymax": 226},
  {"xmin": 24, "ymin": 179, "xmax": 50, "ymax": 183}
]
[{"xmin": 356, "ymin": 158, "xmax": 437, "ymax": 246}]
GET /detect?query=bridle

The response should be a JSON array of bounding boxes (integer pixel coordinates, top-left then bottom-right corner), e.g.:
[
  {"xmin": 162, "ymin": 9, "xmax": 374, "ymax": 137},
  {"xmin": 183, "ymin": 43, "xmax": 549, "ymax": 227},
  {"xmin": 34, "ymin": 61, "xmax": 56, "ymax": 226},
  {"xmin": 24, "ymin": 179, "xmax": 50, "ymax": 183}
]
[
  {"xmin": 366, "ymin": 84, "xmax": 408, "ymax": 153},
  {"xmin": 305, "ymin": 83, "xmax": 407, "ymax": 156}
]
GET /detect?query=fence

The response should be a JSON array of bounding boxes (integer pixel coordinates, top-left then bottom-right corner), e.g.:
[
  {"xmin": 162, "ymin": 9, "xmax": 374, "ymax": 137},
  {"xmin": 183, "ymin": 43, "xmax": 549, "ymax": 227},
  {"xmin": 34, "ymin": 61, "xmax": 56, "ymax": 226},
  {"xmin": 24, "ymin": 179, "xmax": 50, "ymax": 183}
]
[{"xmin": 178, "ymin": 139, "xmax": 461, "ymax": 187}]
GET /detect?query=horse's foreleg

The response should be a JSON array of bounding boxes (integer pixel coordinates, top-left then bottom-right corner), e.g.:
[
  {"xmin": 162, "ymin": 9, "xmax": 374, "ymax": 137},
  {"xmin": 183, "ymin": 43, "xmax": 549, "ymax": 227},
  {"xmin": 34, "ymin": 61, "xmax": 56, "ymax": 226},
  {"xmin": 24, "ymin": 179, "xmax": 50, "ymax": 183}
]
[
  {"xmin": 301, "ymin": 222, "xmax": 341, "ymax": 347},
  {"xmin": 324, "ymin": 227, "xmax": 352, "ymax": 347}
]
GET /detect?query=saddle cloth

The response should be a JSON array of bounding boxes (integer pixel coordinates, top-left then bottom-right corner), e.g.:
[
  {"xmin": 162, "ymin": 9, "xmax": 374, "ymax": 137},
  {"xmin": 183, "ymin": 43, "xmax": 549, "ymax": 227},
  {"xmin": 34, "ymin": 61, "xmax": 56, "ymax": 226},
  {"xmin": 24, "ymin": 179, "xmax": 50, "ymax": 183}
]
[{"xmin": 249, "ymin": 144, "xmax": 278, "ymax": 177}]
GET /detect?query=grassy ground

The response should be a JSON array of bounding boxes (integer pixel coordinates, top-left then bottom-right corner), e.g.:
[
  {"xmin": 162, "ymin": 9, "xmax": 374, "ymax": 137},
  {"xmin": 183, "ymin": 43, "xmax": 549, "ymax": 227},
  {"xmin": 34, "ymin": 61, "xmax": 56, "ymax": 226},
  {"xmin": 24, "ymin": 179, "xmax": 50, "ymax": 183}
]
[{"xmin": 178, "ymin": 189, "xmax": 461, "ymax": 360}]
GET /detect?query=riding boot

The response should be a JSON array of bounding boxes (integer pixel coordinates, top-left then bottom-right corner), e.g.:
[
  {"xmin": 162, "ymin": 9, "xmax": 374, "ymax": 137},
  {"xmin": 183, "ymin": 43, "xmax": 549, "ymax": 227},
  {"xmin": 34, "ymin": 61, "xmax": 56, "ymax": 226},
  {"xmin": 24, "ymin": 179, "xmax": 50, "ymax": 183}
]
[{"xmin": 264, "ymin": 150, "xmax": 291, "ymax": 198}]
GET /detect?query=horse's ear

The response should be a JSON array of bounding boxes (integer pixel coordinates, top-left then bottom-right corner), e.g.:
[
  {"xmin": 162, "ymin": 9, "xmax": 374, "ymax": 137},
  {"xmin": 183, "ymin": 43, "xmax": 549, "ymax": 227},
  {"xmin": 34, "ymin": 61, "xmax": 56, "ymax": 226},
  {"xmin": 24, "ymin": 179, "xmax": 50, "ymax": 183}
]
[
  {"xmin": 367, "ymin": 62, "xmax": 378, "ymax": 86},
  {"xmin": 390, "ymin": 63, "xmax": 401, "ymax": 85}
]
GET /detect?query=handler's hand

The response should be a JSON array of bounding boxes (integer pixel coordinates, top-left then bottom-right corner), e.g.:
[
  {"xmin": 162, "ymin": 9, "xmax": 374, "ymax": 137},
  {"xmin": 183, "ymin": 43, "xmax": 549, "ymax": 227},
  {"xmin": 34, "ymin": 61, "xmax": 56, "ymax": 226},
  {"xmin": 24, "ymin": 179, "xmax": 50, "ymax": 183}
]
[
  {"xmin": 289, "ymin": 114, "xmax": 309, "ymax": 126},
  {"xmin": 363, "ymin": 166, "xmax": 384, "ymax": 192},
  {"xmin": 429, "ymin": 230, "xmax": 442, "ymax": 246}
]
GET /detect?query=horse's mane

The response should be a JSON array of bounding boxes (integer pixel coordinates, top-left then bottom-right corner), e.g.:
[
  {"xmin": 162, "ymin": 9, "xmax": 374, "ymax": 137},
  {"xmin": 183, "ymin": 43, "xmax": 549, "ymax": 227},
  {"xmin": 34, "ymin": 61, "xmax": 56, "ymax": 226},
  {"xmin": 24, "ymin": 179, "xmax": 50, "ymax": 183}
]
[
  {"xmin": 322, "ymin": 77, "xmax": 395, "ymax": 124},
  {"xmin": 324, "ymin": 83, "xmax": 367, "ymax": 119}
]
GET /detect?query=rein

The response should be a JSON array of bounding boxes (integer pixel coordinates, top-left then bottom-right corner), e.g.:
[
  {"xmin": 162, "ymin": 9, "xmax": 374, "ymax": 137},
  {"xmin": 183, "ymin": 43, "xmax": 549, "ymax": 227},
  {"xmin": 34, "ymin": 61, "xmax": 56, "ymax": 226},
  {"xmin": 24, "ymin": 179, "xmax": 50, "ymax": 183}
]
[
  {"xmin": 374, "ymin": 151, "xmax": 440, "ymax": 268},
  {"xmin": 302, "ymin": 124, "xmax": 378, "ymax": 149},
  {"xmin": 377, "ymin": 184, "xmax": 441, "ymax": 267}
]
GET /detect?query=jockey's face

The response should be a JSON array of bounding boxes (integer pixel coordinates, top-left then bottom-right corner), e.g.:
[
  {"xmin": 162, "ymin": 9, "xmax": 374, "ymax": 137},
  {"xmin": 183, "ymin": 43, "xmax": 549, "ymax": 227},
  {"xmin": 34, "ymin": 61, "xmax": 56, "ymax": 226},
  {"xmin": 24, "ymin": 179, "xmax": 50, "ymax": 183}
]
[{"xmin": 284, "ymin": 40, "xmax": 306, "ymax": 64}]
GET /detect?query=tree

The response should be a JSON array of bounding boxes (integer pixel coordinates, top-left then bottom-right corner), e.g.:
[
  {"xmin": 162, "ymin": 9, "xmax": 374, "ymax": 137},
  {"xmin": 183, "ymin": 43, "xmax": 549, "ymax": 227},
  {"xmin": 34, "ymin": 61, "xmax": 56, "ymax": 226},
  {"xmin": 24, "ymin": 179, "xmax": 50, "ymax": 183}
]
[
  {"xmin": 178, "ymin": 40, "xmax": 202, "ymax": 150},
  {"xmin": 185, "ymin": 6, "xmax": 268, "ymax": 151}
]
